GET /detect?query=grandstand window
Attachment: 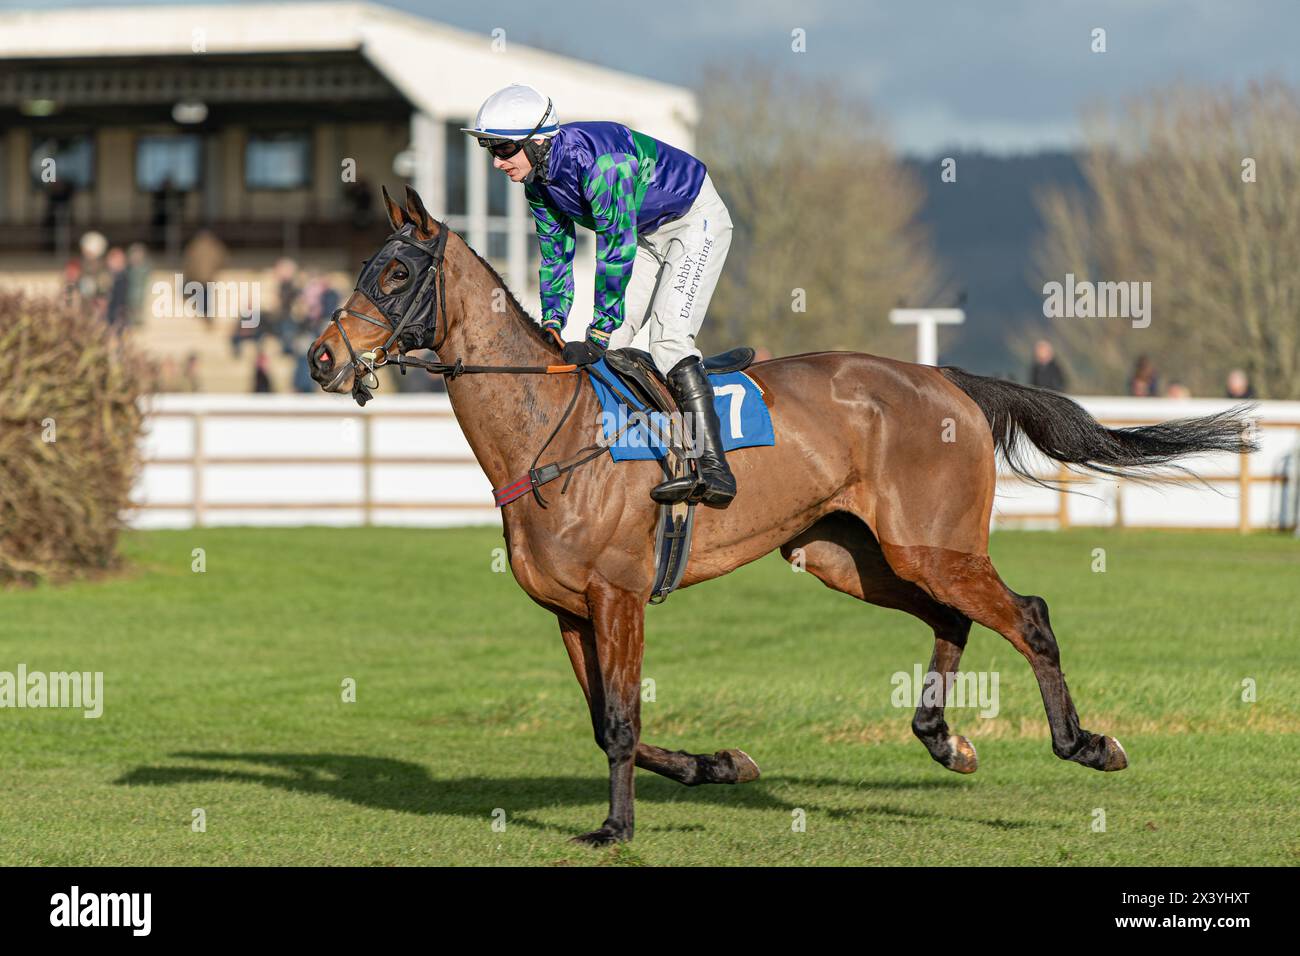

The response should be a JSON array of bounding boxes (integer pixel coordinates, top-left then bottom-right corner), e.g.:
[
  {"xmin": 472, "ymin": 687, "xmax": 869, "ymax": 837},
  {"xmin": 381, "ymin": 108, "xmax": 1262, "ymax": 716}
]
[
  {"xmin": 136, "ymin": 135, "xmax": 201, "ymax": 191},
  {"xmin": 29, "ymin": 135, "xmax": 95, "ymax": 189},
  {"xmin": 245, "ymin": 132, "xmax": 313, "ymax": 190}
]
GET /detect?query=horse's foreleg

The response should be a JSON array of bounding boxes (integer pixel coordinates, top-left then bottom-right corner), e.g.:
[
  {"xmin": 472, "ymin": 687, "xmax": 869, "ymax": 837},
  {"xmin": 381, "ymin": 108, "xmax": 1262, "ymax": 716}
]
[
  {"xmin": 557, "ymin": 614, "xmax": 760, "ymax": 788},
  {"xmin": 636, "ymin": 743, "xmax": 760, "ymax": 785},
  {"xmin": 560, "ymin": 585, "xmax": 644, "ymax": 845}
]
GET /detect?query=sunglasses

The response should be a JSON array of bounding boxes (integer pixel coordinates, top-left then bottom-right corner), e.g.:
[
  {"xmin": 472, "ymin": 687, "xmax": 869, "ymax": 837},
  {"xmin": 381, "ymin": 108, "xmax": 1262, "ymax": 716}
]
[{"xmin": 478, "ymin": 137, "xmax": 525, "ymax": 159}]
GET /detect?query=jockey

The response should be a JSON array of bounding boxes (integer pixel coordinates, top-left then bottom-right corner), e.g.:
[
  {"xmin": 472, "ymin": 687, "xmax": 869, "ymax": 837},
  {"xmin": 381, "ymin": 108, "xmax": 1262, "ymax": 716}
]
[{"xmin": 462, "ymin": 83, "xmax": 737, "ymax": 508}]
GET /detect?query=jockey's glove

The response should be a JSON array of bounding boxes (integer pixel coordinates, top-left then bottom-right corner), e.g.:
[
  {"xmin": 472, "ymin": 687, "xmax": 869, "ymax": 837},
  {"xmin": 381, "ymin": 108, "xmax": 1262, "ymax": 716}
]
[{"xmin": 562, "ymin": 340, "xmax": 605, "ymax": 367}]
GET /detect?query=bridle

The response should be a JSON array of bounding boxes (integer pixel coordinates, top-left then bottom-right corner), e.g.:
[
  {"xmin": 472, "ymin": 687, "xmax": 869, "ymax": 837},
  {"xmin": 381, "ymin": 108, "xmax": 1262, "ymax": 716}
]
[
  {"xmin": 329, "ymin": 222, "xmax": 449, "ymax": 404},
  {"xmin": 328, "ymin": 217, "xmax": 596, "ymax": 404},
  {"xmin": 324, "ymin": 214, "xmax": 656, "ymax": 508}
]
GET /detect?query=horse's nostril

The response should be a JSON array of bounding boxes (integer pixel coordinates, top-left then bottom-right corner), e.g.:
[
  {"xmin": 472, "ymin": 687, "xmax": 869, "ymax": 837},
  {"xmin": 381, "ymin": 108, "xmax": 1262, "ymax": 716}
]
[{"xmin": 314, "ymin": 347, "xmax": 333, "ymax": 372}]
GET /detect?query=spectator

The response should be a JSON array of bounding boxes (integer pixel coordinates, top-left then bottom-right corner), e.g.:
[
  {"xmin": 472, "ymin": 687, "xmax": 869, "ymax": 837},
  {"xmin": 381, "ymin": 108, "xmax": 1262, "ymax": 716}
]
[
  {"xmin": 104, "ymin": 247, "xmax": 130, "ymax": 331},
  {"xmin": 232, "ymin": 260, "xmax": 291, "ymax": 358},
  {"xmin": 43, "ymin": 178, "xmax": 75, "ymax": 252},
  {"xmin": 292, "ymin": 271, "xmax": 334, "ymax": 354},
  {"xmin": 182, "ymin": 228, "xmax": 227, "ymax": 326},
  {"xmin": 292, "ymin": 333, "xmax": 319, "ymax": 393},
  {"xmin": 319, "ymin": 281, "xmax": 341, "ymax": 336},
  {"xmin": 271, "ymin": 258, "xmax": 301, "ymax": 353},
  {"xmin": 78, "ymin": 230, "xmax": 109, "ymax": 322},
  {"xmin": 150, "ymin": 176, "xmax": 178, "ymax": 248},
  {"xmin": 125, "ymin": 243, "xmax": 151, "ymax": 328},
  {"xmin": 1128, "ymin": 355, "xmax": 1160, "ymax": 397},
  {"xmin": 1165, "ymin": 382, "xmax": 1191, "ymax": 399},
  {"xmin": 157, "ymin": 356, "xmax": 180, "ymax": 392},
  {"xmin": 252, "ymin": 346, "xmax": 274, "ymax": 393},
  {"xmin": 1029, "ymin": 339, "xmax": 1067, "ymax": 391},
  {"xmin": 182, "ymin": 352, "xmax": 202, "ymax": 393},
  {"xmin": 61, "ymin": 258, "xmax": 83, "ymax": 310},
  {"xmin": 1225, "ymin": 369, "xmax": 1256, "ymax": 399},
  {"xmin": 231, "ymin": 321, "xmax": 257, "ymax": 358}
]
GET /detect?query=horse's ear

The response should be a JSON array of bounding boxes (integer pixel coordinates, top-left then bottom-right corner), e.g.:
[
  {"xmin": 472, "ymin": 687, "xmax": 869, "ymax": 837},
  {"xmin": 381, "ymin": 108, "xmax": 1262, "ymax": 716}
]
[
  {"xmin": 381, "ymin": 185, "xmax": 408, "ymax": 231},
  {"xmin": 404, "ymin": 185, "xmax": 434, "ymax": 236}
]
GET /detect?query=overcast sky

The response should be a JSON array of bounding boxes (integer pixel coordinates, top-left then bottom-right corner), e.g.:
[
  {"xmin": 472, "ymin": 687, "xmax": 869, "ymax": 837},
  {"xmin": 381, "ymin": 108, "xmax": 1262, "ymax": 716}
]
[{"xmin": 7, "ymin": 0, "xmax": 1298, "ymax": 155}]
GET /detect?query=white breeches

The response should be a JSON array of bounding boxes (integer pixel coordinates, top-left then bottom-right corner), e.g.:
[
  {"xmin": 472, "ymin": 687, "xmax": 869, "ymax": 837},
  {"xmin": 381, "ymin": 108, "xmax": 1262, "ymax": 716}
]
[{"xmin": 606, "ymin": 173, "xmax": 733, "ymax": 376}]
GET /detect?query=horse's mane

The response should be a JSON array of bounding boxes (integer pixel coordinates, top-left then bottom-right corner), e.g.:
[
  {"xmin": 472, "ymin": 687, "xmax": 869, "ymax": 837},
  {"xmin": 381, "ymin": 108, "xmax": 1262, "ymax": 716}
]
[{"xmin": 454, "ymin": 229, "xmax": 561, "ymax": 356}]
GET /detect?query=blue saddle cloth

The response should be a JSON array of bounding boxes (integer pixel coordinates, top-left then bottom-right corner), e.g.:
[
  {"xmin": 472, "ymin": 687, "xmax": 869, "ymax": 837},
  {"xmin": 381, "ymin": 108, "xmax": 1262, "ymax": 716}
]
[{"xmin": 586, "ymin": 356, "xmax": 775, "ymax": 462}]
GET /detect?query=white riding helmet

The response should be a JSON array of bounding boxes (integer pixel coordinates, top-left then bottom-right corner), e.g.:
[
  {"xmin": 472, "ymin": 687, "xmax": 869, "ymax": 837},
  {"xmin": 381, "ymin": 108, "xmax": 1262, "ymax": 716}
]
[{"xmin": 460, "ymin": 83, "xmax": 559, "ymax": 142}]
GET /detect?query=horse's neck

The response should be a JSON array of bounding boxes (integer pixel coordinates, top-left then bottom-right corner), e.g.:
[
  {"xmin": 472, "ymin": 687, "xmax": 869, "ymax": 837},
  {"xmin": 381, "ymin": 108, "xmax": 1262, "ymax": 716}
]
[{"xmin": 436, "ymin": 235, "xmax": 581, "ymax": 489}]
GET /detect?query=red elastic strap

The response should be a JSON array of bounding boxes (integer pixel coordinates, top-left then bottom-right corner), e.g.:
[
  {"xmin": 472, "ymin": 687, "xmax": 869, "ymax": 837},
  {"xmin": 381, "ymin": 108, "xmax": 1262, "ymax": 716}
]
[{"xmin": 493, "ymin": 475, "xmax": 533, "ymax": 508}]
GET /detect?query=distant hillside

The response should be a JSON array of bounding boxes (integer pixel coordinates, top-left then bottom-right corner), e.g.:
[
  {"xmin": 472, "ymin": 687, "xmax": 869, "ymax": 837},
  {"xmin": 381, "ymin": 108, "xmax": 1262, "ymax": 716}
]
[{"xmin": 902, "ymin": 151, "xmax": 1089, "ymax": 378}]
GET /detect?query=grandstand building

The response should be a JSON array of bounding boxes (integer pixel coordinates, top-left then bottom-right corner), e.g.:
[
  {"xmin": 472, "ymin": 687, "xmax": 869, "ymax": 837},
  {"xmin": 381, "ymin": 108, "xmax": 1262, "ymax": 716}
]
[{"xmin": 0, "ymin": 2, "xmax": 697, "ymax": 387}]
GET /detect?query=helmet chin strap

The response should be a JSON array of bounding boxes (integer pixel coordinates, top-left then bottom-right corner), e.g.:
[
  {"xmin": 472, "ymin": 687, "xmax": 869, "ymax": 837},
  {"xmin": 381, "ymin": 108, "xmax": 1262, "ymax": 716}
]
[{"xmin": 522, "ymin": 136, "xmax": 553, "ymax": 184}]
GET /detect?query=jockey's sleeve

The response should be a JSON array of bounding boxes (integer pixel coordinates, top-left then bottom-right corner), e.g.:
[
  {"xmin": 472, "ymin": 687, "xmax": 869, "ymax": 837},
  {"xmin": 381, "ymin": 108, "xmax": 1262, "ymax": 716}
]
[
  {"xmin": 526, "ymin": 188, "xmax": 576, "ymax": 334},
  {"xmin": 581, "ymin": 153, "xmax": 639, "ymax": 348}
]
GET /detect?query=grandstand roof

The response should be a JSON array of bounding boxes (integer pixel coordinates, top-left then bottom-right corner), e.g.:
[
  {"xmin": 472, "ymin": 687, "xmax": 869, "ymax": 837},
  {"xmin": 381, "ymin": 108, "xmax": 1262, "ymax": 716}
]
[{"xmin": 0, "ymin": 2, "xmax": 698, "ymax": 139}]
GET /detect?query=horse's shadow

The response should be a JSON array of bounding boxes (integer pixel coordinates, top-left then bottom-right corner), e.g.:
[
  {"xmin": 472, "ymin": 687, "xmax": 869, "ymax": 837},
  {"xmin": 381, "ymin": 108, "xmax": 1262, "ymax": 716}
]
[{"xmin": 114, "ymin": 752, "xmax": 1045, "ymax": 834}]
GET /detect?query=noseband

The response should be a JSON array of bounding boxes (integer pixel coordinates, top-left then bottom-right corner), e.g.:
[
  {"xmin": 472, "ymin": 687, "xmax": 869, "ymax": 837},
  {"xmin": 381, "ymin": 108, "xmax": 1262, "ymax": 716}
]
[{"xmin": 329, "ymin": 223, "xmax": 449, "ymax": 403}]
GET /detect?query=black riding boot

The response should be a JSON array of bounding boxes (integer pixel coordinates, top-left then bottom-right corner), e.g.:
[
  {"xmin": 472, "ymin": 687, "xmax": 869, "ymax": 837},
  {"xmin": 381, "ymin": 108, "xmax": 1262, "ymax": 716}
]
[{"xmin": 650, "ymin": 356, "xmax": 737, "ymax": 507}]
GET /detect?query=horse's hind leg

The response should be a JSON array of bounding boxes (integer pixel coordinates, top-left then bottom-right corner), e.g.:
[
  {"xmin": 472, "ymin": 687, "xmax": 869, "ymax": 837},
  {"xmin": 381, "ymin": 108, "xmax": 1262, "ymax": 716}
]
[
  {"xmin": 881, "ymin": 543, "xmax": 1128, "ymax": 773},
  {"xmin": 557, "ymin": 614, "xmax": 760, "ymax": 789},
  {"xmin": 781, "ymin": 513, "xmax": 978, "ymax": 774}
]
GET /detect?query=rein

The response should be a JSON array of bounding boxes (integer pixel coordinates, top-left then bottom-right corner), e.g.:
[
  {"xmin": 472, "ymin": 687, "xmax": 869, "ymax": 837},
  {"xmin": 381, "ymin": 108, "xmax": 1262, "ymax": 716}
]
[{"xmin": 331, "ymin": 217, "xmax": 620, "ymax": 508}]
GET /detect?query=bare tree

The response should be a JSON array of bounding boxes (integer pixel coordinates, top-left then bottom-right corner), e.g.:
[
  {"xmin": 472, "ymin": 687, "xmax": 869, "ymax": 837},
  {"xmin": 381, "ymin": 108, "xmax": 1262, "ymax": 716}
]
[
  {"xmin": 1035, "ymin": 80, "xmax": 1300, "ymax": 398},
  {"xmin": 694, "ymin": 64, "xmax": 946, "ymax": 359}
]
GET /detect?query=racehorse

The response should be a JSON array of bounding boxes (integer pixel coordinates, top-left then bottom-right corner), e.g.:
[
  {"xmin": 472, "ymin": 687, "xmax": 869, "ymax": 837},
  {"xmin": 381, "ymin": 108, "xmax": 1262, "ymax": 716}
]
[{"xmin": 308, "ymin": 186, "xmax": 1258, "ymax": 845}]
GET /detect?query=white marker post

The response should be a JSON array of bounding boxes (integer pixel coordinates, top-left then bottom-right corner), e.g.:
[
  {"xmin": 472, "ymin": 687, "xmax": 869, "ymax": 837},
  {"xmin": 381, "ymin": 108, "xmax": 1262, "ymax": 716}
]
[{"xmin": 889, "ymin": 308, "xmax": 965, "ymax": 366}]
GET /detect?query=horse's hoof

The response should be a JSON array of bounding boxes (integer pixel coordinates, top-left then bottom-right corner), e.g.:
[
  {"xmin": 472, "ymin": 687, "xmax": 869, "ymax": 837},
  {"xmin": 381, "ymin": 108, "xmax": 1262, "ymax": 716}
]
[
  {"xmin": 946, "ymin": 735, "xmax": 979, "ymax": 774},
  {"xmin": 719, "ymin": 749, "xmax": 761, "ymax": 784},
  {"xmin": 570, "ymin": 826, "xmax": 630, "ymax": 847},
  {"xmin": 1101, "ymin": 736, "xmax": 1128, "ymax": 772}
]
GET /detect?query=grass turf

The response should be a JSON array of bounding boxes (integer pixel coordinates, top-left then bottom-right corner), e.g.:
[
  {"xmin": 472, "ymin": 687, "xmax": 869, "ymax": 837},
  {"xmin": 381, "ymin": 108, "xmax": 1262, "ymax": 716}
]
[{"xmin": 0, "ymin": 526, "xmax": 1296, "ymax": 866}]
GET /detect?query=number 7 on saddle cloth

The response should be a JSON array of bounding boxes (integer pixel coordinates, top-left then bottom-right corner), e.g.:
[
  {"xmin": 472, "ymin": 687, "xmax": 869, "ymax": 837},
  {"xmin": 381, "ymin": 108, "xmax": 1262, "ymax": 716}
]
[{"xmin": 586, "ymin": 355, "xmax": 775, "ymax": 463}]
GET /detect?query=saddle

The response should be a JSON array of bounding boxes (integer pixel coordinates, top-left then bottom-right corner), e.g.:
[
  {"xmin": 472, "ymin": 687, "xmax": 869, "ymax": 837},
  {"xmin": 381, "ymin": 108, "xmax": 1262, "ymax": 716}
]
[
  {"xmin": 597, "ymin": 346, "xmax": 755, "ymax": 605},
  {"xmin": 603, "ymin": 347, "xmax": 755, "ymax": 416},
  {"xmin": 494, "ymin": 345, "xmax": 761, "ymax": 604}
]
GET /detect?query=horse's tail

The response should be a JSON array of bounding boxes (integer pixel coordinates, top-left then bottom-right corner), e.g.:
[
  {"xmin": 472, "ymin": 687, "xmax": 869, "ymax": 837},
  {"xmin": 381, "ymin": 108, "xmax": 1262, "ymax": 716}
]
[{"xmin": 938, "ymin": 366, "xmax": 1260, "ymax": 489}]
